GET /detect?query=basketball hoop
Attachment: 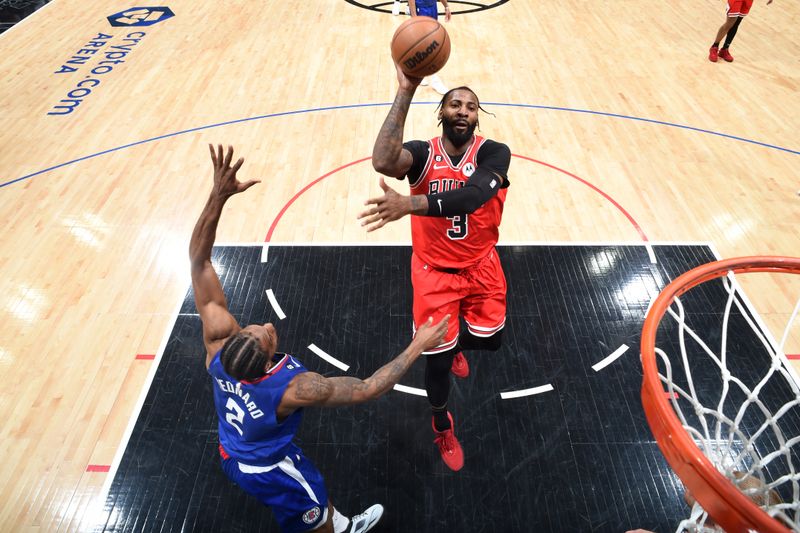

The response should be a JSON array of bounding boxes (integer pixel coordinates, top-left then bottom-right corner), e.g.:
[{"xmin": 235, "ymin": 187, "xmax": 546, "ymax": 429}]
[{"xmin": 641, "ymin": 256, "xmax": 800, "ymax": 533}]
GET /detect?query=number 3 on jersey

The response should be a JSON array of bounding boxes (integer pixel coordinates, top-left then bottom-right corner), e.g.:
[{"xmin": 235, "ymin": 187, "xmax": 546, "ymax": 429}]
[{"xmin": 446, "ymin": 214, "xmax": 468, "ymax": 239}]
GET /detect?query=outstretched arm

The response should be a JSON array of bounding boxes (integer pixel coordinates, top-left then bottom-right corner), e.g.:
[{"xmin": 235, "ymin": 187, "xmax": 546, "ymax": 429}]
[
  {"xmin": 277, "ymin": 315, "xmax": 449, "ymax": 416},
  {"xmin": 358, "ymin": 141, "xmax": 510, "ymax": 231},
  {"xmin": 371, "ymin": 64, "xmax": 422, "ymax": 177},
  {"xmin": 190, "ymin": 144, "xmax": 260, "ymax": 366},
  {"xmin": 357, "ymin": 177, "xmax": 427, "ymax": 232}
]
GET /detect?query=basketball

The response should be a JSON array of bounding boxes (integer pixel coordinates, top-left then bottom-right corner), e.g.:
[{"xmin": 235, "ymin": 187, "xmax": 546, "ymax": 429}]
[{"xmin": 391, "ymin": 17, "xmax": 451, "ymax": 78}]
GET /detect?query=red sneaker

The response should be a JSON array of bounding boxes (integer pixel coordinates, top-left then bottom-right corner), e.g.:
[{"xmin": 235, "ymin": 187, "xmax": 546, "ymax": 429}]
[
  {"xmin": 432, "ymin": 412, "xmax": 464, "ymax": 471},
  {"xmin": 719, "ymin": 48, "xmax": 734, "ymax": 62},
  {"xmin": 708, "ymin": 46, "xmax": 719, "ymax": 62},
  {"xmin": 450, "ymin": 352, "xmax": 469, "ymax": 378}
]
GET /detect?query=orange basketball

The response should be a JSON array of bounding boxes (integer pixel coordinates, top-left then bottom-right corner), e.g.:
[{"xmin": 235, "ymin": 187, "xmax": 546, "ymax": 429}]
[{"xmin": 391, "ymin": 17, "xmax": 451, "ymax": 78}]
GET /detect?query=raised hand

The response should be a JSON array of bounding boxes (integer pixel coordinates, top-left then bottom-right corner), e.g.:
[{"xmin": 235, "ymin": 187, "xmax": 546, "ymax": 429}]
[
  {"xmin": 395, "ymin": 62, "xmax": 423, "ymax": 92},
  {"xmin": 413, "ymin": 315, "xmax": 450, "ymax": 352},
  {"xmin": 208, "ymin": 144, "xmax": 260, "ymax": 199}
]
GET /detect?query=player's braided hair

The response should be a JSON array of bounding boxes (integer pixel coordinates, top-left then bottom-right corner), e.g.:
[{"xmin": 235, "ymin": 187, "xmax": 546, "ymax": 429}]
[
  {"xmin": 220, "ymin": 331, "xmax": 268, "ymax": 381},
  {"xmin": 436, "ymin": 86, "xmax": 495, "ymax": 129}
]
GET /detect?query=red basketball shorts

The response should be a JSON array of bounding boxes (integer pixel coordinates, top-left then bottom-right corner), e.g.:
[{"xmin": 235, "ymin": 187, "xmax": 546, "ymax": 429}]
[
  {"xmin": 411, "ymin": 249, "xmax": 507, "ymax": 354},
  {"xmin": 727, "ymin": 0, "xmax": 753, "ymax": 16}
]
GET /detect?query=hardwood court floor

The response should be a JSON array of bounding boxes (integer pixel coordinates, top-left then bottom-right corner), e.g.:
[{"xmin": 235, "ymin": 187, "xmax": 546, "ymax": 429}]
[{"xmin": 0, "ymin": 0, "xmax": 798, "ymax": 531}]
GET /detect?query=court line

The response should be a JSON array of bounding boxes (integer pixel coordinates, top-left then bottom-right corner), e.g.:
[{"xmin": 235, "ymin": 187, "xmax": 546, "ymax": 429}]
[
  {"xmin": 393, "ymin": 384, "xmax": 428, "ymax": 397},
  {"xmin": 94, "ymin": 291, "xmax": 186, "ymax": 515},
  {"xmin": 512, "ymin": 154, "xmax": 648, "ymax": 242},
  {"xmin": 264, "ymin": 155, "xmax": 650, "ymax": 243},
  {"xmin": 93, "ymin": 242, "xmax": 721, "ymax": 510},
  {"xmin": 485, "ymin": 103, "xmax": 800, "ymax": 156},
  {"xmin": 265, "ymin": 157, "xmax": 372, "ymax": 241},
  {"xmin": 591, "ymin": 344, "xmax": 630, "ymax": 372},
  {"xmin": 265, "ymin": 289, "xmax": 286, "ymax": 320},
  {"xmin": 3, "ymin": 102, "xmax": 797, "ymax": 189},
  {"xmin": 308, "ymin": 343, "xmax": 350, "ymax": 371},
  {"xmin": 500, "ymin": 384, "xmax": 555, "ymax": 399}
]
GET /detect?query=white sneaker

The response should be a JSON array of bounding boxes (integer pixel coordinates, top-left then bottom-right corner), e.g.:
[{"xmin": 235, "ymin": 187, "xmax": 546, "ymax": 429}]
[
  {"xmin": 429, "ymin": 74, "xmax": 448, "ymax": 95},
  {"xmin": 349, "ymin": 504, "xmax": 383, "ymax": 533},
  {"xmin": 391, "ymin": 1, "xmax": 400, "ymax": 15}
]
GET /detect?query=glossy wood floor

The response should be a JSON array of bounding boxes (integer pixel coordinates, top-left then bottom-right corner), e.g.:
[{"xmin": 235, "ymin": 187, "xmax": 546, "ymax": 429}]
[{"xmin": 0, "ymin": 0, "xmax": 798, "ymax": 530}]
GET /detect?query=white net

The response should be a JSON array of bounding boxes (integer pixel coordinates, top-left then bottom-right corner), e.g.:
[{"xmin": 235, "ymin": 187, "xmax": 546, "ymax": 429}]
[{"xmin": 654, "ymin": 270, "xmax": 800, "ymax": 532}]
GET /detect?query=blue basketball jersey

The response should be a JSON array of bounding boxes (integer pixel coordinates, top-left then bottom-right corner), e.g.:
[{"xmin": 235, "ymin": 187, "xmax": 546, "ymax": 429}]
[
  {"xmin": 414, "ymin": 0, "xmax": 439, "ymax": 19},
  {"xmin": 208, "ymin": 351, "xmax": 307, "ymax": 466}
]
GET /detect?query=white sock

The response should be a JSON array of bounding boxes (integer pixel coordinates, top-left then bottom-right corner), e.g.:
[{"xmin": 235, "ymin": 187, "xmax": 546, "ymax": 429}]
[{"xmin": 332, "ymin": 507, "xmax": 349, "ymax": 533}]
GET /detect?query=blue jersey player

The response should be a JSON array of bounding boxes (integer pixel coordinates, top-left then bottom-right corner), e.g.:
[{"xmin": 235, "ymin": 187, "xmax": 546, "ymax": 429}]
[
  {"xmin": 408, "ymin": 0, "xmax": 451, "ymax": 21},
  {"xmin": 190, "ymin": 145, "xmax": 450, "ymax": 533}
]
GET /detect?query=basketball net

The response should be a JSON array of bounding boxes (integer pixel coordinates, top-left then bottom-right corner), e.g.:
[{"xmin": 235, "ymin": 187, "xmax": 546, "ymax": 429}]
[{"xmin": 641, "ymin": 257, "xmax": 800, "ymax": 533}]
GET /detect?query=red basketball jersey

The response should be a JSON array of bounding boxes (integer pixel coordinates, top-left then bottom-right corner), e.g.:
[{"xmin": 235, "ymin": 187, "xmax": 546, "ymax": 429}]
[{"xmin": 409, "ymin": 135, "xmax": 507, "ymax": 270}]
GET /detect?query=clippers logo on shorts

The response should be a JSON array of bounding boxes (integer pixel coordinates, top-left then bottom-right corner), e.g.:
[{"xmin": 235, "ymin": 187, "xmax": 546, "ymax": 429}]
[
  {"xmin": 462, "ymin": 162, "xmax": 476, "ymax": 177},
  {"xmin": 302, "ymin": 506, "xmax": 321, "ymax": 524},
  {"xmin": 107, "ymin": 7, "xmax": 175, "ymax": 27}
]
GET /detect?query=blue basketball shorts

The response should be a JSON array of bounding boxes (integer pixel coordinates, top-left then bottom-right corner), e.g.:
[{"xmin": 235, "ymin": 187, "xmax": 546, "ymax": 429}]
[{"xmin": 221, "ymin": 444, "xmax": 329, "ymax": 533}]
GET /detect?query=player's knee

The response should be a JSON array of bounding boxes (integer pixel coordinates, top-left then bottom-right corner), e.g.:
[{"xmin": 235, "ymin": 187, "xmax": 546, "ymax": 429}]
[
  {"xmin": 483, "ymin": 331, "xmax": 503, "ymax": 351},
  {"xmin": 462, "ymin": 330, "xmax": 503, "ymax": 351}
]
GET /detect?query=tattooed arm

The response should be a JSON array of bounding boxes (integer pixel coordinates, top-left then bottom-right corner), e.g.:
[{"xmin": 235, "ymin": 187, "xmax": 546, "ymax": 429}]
[
  {"xmin": 276, "ymin": 315, "xmax": 449, "ymax": 416},
  {"xmin": 371, "ymin": 63, "xmax": 422, "ymax": 178}
]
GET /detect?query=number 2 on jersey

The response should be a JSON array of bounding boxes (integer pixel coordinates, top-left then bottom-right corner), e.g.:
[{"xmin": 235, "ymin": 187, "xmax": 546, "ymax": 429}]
[
  {"xmin": 225, "ymin": 397, "xmax": 245, "ymax": 436},
  {"xmin": 446, "ymin": 214, "xmax": 468, "ymax": 239}
]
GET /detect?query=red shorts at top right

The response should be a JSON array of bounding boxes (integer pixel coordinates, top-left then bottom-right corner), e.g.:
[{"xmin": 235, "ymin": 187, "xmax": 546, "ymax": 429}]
[{"xmin": 727, "ymin": 0, "xmax": 753, "ymax": 17}]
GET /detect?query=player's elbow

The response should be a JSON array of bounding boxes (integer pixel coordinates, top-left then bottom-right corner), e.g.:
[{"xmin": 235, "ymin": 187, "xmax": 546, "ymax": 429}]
[
  {"xmin": 190, "ymin": 258, "xmax": 210, "ymax": 275},
  {"xmin": 372, "ymin": 157, "xmax": 396, "ymax": 176}
]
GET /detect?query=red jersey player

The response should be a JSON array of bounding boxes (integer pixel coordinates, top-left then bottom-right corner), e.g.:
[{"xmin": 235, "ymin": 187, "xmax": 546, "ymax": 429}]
[
  {"xmin": 359, "ymin": 63, "xmax": 511, "ymax": 471},
  {"xmin": 709, "ymin": 0, "xmax": 774, "ymax": 63}
]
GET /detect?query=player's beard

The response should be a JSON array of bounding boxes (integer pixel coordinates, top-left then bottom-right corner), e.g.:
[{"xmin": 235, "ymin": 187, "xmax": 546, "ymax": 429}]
[{"xmin": 441, "ymin": 116, "xmax": 477, "ymax": 147}]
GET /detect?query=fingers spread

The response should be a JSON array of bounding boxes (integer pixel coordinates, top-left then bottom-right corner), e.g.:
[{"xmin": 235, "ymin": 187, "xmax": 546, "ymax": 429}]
[
  {"xmin": 365, "ymin": 219, "xmax": 387, "ymax": 233},
  {"xmin": 356, "ymin": 207, "xmax": 378, "ymax": 220},
  {"xmin": 360, "ymin": 213, "xmax": 383, "ymax": 227},
  {"xmin": 231, "ymin": 157, "xmax": 244, "ymax": 173},
  {"xmin": 240, "ymin": 180, "xmax": 260, "ymax": 191},
  {"xmin": 365, "ymin": 194, "xmax": 387, "ymax": 205}
]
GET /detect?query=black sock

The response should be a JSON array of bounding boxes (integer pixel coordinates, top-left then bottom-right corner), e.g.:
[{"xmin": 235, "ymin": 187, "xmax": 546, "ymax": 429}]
[
  {"xmin": 432, "ymin": 405, "xmax": 451, "ymax": 431},
  {"xmin": 723, "ymin": 17, "xmax": 743, "ymax": 49},
  {"xmin": 713, "ymin": 41, "xmax": 720, "ymax": 47},
  {"xmin": 425, "ymin": 349, "xmax": 457, "ymax": 431}
]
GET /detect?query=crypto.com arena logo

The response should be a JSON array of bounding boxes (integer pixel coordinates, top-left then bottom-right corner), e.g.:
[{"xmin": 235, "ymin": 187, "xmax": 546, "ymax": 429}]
[
  {"xmin": 107, "ymin": 7, "xmax": 175, "ymax": 27},
  {"xmin": 345, "ymin": 0, "xmax": 508, "ymax": 15}
]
